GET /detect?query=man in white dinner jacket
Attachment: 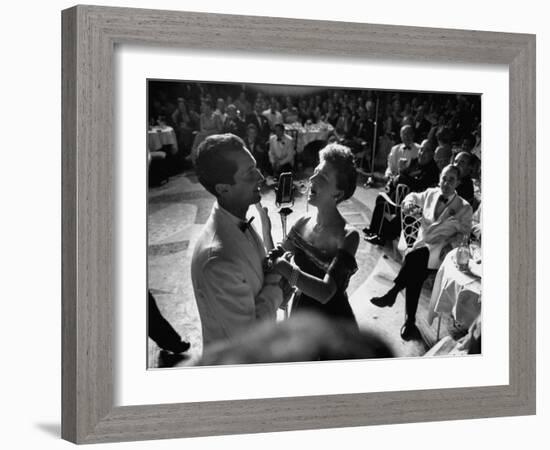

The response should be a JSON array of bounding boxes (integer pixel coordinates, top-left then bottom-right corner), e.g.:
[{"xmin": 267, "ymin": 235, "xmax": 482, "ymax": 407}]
[
  {"xmin": 370, "ymin": 165, "xmax": 473, "ymax": 340},
  {"xmin": 191, "ymin": 133, "xmax": 283, "ymax": 349}
]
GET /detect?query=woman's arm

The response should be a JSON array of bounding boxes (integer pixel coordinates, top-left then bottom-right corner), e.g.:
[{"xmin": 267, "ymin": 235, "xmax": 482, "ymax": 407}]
[{"xmin": 273, "ymin": 229, "xmax": 359, "ymax": 304}]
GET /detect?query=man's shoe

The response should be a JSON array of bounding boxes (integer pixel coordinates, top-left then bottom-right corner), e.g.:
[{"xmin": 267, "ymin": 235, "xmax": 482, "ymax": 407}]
[
  {"xmin": 400, "ymin": 321, "xmax": 421, "ymax": 341},
  {"xmin": 162, "ymin": 339, "xmax": 190, "ymax": 354},
  {"xmin": 364, "ymin": 234, "xmax": 385, "ymax": 246},
  {"xmin": 370, "ymin": 291, "xmax": 397, "ymax": 307}
]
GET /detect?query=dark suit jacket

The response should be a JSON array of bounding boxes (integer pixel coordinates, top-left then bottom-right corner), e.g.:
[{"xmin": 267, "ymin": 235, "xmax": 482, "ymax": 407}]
[
  {"xmin": 394, "ymin": 158, "xmax": 440, "ymax": 193},
  {"xmin": 245, "ymin": 138, "xmax": 268, "ymax": 172},
  {"xmin": 456, "ymin": 176, "xmax": 475, "ymax": 206},
  {"xmin": 245, "ymin": 113, "xmax": 271, "ymax": 144},
  {"xmin": 223, "ymin": 117, "xmax": 246, "ymax": 139}
]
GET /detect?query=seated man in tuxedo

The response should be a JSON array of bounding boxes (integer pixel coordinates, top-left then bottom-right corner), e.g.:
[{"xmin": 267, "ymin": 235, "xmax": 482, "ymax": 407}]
[
  {"xmin": 364, "ymin": 139, "xmax": 439, "ymax": 245},
  {"xmin": 191, "ymin": 134, "xmax": 283, "ymax": 348},
  {"xmin": 268, "ymin": 123, "xmax": 295, "ymax": 178},
  {"xmin": 370, "ymin": 165, "xmax": 473, "ymax": 340}
]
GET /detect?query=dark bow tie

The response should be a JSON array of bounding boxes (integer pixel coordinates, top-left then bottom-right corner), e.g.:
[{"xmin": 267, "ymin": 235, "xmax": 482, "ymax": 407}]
[
  {"xmin": 403, "ymin": 145, "xmax": 411, "ymax": 150},
  {"xmin": 438, "ymin": 196, "xmax": 448, "ymax": 204},
  {"xmin": 239, "ymin": 216, "xmax": 255, "ymax": 232}
]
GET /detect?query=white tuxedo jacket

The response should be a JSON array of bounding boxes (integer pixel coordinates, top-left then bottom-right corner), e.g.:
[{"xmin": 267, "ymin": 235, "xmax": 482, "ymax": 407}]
[
  {"xmin": 400, "ymin": 187, "xmax": 473, "ymax": 269},
  {"xmin": 191, "ymin": 203, "xmax": 282, "ymax": 348}
]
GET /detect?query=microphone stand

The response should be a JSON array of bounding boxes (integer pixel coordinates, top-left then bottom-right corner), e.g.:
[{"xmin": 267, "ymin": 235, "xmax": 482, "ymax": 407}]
[
  {"xmin": 275, "ymin": 185, "xmax": 295, "ymax": 320},
  {"xmin": 365, "ymin": 94, "xmax": 380, "ymax": 187}
]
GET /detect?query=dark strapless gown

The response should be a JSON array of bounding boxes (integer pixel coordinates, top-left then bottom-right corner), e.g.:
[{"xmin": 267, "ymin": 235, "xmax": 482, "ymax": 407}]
[{"xmin": 287, "ymin": 222, "xmax": 358, "ymax": 327}]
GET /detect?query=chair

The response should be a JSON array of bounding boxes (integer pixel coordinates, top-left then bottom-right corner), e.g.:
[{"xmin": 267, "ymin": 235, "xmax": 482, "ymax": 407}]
[
  {"xmin": 285, "ymin": 128, "xmax": 299, "ymax": 152},
  {"xmin": 376, "ymin": 184, "xmax": 410, "ymax": 258},
  {"xmin": 397, "ymin": 201, "xmax": 423, "ymax": 256}
]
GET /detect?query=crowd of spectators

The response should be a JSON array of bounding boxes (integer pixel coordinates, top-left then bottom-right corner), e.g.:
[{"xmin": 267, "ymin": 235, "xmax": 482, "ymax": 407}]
[{"xmin": 147, "ymin": 81, "xmax": 481, "ymax": 187}]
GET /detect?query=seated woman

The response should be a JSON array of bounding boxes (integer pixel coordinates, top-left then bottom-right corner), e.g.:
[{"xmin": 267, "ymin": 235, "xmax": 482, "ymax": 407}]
[
  {"xmin": 269, "ymin": 144, "xmax": 360, "ymax": 327},
  {"xmin": 370, "ymin": 165, "xmax": 473, "ymax": 340}
]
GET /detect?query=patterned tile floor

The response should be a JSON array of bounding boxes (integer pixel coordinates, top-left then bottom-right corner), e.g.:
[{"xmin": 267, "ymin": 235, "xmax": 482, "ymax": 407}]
[{"xmin": 147, "ymin": 170, "xmax": 457, "ymax": 368}]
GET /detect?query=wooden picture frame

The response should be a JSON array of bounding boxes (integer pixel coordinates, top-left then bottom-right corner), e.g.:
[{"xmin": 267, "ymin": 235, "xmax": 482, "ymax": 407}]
[{"xmin": 62, "ymin": 5, "xmax": 536, "ymax": 444}]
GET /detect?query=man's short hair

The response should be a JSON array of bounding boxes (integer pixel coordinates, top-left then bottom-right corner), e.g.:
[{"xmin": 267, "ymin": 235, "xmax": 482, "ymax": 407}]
[
  {"xmin": 274, "ymin": 123, "xmax": 285, "ymax": 132},
  {"xmin": 195, "ymin": 134, "xmax": 246, "ymax": 196},
  {"xmin": 441, "ymin": 164, "xmax": 460, "ymax": 179},
  {"xmin": 454, "ymin": 151, "xmax": 473, "ymax": 165},
  {"xmin": 319, "ymin": 143, "xmax": 357, "ymax": 203}
]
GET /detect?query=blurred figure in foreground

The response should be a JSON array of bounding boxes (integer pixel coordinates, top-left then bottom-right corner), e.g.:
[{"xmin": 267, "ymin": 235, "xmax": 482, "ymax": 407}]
[{"xmin": 199, "ymin": 311, "xmax": 393, "ymax": 365}]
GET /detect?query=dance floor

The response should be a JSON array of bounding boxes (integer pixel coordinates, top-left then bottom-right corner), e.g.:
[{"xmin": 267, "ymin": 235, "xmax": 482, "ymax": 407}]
[{"xmin": 147, "ymin": 170, "xmax": 460, "ymax": 368}]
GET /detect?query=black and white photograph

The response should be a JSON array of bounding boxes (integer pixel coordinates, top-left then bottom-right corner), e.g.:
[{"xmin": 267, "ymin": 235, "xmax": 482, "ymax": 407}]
[{"xmin": 146, "ymin": 80, "xmax": 482, "ymax": 368}]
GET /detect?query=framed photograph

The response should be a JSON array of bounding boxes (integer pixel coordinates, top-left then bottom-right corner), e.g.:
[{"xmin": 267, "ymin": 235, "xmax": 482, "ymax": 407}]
[{"xmin": 62, "ymin": 5, "xmax": 535, "ymax": 444}]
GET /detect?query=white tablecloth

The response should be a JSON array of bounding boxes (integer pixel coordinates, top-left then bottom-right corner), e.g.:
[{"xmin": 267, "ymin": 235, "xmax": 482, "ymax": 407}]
[
  {"xmin": 147, "ymin": 126, "xmax": 178, "ymax": 152},
  {"xmin": 427, "ymin": 248, "xmax": 482, "ymax": 329},
  {"xmin": 285, "ymin": 123, "xmax": 334, "ymax": 153}
]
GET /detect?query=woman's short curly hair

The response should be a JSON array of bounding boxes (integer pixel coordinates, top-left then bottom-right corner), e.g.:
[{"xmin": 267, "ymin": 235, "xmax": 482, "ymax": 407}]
[{"xmin": 319, "ymin": 143, "xmax": 357, "ymax": 203}]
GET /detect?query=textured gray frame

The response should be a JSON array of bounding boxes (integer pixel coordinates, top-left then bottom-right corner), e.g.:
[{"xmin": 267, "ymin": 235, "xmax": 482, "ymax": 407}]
[{"xmin": 62, "ymin": 5, "xmax": 536, "ymax": 444}]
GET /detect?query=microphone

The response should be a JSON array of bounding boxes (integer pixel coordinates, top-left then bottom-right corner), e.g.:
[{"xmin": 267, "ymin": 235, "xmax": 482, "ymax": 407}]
[{"xmin": 275, "ymin": 172, "xmax": 295, "ymax": 207}]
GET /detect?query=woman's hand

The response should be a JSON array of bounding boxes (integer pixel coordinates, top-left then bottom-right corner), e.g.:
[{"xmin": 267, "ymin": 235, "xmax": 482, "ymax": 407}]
[{"xmin": 266, "ymin": 249, "xmax": 293, "ymax": 277}]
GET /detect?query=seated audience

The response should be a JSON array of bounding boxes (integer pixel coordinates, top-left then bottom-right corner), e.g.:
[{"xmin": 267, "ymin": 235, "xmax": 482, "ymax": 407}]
[
  {"xmin": 364, "ymin": 139, "xmax": 439, "ymax": 245},
  {"xmin": 268, "ymin": 123, "xmax": 295, "ymax": 177},
  {"xmin": 370, "ymin": 165, "xmax": 473, "ymax": 340},
  {"xmin": 392, "ymin": 139, "xmax": 440, "ymax": 193}
]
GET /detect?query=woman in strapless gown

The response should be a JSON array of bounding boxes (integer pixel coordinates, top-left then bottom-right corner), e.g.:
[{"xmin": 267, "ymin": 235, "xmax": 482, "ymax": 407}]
[{"xmin": 270, "ymin": 143, "xmax": 360, "ymax": 328}]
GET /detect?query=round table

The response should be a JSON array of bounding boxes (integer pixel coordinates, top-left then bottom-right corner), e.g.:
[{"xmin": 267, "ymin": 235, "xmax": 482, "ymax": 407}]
[
  {"xmin": 147, "ymin": 126, "xmax": 178, "ymax": 152},
  {"xmin": 427, "ymin": 247, "xmax": 482, "ymax": 334},
  {"xmin": 284, "ymin": 123, "xmax": 334, "ymax": 153}
]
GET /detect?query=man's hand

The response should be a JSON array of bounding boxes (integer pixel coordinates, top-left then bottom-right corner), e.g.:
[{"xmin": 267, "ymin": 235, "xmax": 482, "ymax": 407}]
[{"xmin": 255, "ymin": 202, "xmax": 272, "ymax": 231}]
